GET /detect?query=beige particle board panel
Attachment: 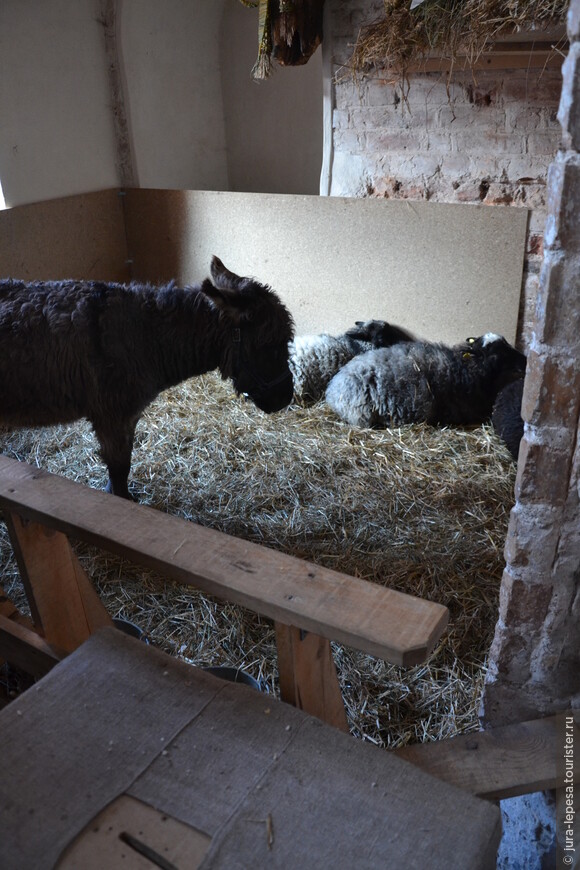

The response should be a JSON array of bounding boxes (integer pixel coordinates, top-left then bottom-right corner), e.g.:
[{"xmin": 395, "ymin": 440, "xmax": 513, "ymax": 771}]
[
  {"xmin": 57, "ymin": 795, "xmax": 211, "ymax": 870},
  {"xmin": 0, "ymin": 189, "xmax": 129, "ymax": 282},
  {"xmin": 0, "ymin": 187, "xmax": 527, "ymax": 345},
  {"xmin": 125, "ymin": 188, "xmax": 528, "ymax": 344}
]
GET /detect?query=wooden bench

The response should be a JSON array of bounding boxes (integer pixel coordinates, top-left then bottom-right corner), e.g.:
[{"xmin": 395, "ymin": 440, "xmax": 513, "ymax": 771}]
[
  {"xmin": 0, "ymin": 455, "xmax": 449, "ymax": 729},
  {"xmin": 0, "ymin": 627, "xmax": 502, "ymax": 869}
]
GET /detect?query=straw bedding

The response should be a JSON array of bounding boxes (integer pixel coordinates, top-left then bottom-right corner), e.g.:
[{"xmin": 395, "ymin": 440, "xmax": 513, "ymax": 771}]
[{"xmin": 0, "ymin": 372, "xmax": 516, "ymax": 747}]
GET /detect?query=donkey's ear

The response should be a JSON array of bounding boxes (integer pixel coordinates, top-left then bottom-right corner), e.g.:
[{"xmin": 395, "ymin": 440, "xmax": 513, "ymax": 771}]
[
  {"xmin": 210, "ymin": 255, "xmax": 246, "ymax": 291},
  {"xmin": 199, "ymin": 278, "xmax": 248, "ymax": 322}
]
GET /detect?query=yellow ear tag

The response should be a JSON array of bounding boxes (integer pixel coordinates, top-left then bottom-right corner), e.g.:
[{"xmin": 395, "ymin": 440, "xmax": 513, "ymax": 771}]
[{"xmin": 463, "ymin": 352, "xmax": 472, "ymax": 360}]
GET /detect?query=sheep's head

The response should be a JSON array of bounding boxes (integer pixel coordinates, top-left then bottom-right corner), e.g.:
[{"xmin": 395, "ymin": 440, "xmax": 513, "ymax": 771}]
[
  {"xmin": 465, "ymin": 333, "xmax": 527, "ymax": 388},
  {"xmin": 346, "ymin": 319, "xmax": 414, "ymax": 347},
  {"xmin": 201, "ymin": 256, "xmax": 295, "ymax": 413}
]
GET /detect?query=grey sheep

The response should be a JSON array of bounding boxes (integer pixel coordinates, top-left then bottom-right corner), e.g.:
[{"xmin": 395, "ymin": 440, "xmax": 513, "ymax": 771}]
[
  {"xmin": 325, "ymin": 333, "xmax": 526, "ymax": 429},
  {"xmin": 0, "ymin": 256, "xmax": 295, "ymax": 498},
  {"xmin": 289, "ymin": 319, "xmax": 414, "ymax": 405}
]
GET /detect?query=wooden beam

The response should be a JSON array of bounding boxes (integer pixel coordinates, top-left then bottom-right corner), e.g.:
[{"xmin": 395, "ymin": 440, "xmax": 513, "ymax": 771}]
[
  {"xmin": 0, "ymin": 583, "xmax": 34, "ymax": 630},
  {"xmin": 395, "ymin": 714, "xmax": 579, "ymax": 801},
  {"xmin": 275, "ymin": 623, "xmax": 349, "ymax": 732},
  {"xmin": 0, "ymin": 614, "xmax": 63, "ymax": 678},
  {"xmin": 407, "ymin": 49, "xmax": 565, "ymax": 74},
  {"xmin": 4, "ymin": 511, "xmax": 114, "ymax": 652},
  {"xmin": 0, "ymin": 457, "xmax": 448, "ymax": 667},
  {"xmin": 0, "ymin": 584, "xmax": 37, "ymax": 679}
]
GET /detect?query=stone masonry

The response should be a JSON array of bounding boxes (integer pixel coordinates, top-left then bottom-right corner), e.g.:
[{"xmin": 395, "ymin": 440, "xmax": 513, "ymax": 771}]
[{"xmin": 482, "ymin": 3, "xmax": 580, "ymax": 725}]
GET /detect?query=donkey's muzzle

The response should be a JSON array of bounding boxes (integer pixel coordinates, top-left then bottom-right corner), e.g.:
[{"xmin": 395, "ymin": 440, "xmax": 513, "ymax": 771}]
[{"xmin": 240, "ymin": 368, "xmax": 294, "ymax": 414}]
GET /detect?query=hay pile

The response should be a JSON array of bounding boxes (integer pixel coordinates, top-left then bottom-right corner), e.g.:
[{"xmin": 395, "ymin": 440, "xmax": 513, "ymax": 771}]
[
  {"xmin": 0, "ymin": 372, "xmax": 516, "ymax": 747},
  {"xmin": 347, "ymin": 0, "xmax": 568, "ymax": 79}
]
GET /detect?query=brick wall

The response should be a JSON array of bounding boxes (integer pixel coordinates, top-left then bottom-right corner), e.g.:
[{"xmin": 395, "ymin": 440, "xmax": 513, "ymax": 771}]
[{"xmin": 325, "ymin": 0, "xmax": 564, "ymax": 348}]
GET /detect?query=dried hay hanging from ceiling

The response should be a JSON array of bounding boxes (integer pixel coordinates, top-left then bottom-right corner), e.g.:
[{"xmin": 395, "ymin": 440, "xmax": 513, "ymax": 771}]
[
  {"xmin": 347, "ymin": 0, "xmax": 568, "ymax": 80},
  {"xmin": 241, "ymin": 0, "xmax": 325, "ymax": 80},
  {"xmin": 0, "ymin": 373, "xmax": 517, "ymax": 747}
]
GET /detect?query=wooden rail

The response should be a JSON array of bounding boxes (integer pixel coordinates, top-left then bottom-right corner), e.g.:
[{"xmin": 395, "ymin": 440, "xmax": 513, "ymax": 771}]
[
  {"xmin": 396, "ymin": 713, "xmax": 580, "ymax": 801},
  {"xmin": 0, "ymin": 455, "xmax": 448, "ymax": 728}
]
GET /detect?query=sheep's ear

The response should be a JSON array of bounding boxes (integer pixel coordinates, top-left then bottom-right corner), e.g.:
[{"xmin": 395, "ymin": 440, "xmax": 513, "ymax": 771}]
[{"xmin": 346, "ymin": 321, "xmax": 370, "ymax": 338}]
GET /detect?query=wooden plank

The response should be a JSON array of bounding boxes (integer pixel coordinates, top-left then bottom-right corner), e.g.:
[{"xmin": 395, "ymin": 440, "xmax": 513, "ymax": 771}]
[
  {"xmin": 0, "ymin": 582, "xmax": 34, "ymax": 629},
  {"xmin": 4, "ymin": 511, "xmax": 114, "ymax": 652},
  {"xmin": 0, "ymin": 583, "xmax": 29, "ymax": 680},
  {"xmin": 407, "ymin": 47, "xmax": 565, "ymax": 73},
  {"xmin": 0, "ymin": 457, "xmax": 449, "ymax": 667},
  {"xmin": 0, "ymin": 614, "xmax": 63, "ymax": 678},
  {"xmin": 395, "ymin": 714, "xmax": 580, "ymax": 801},
  {"xmin": 275, "ymin": 623, "xmax": 349, "ymax": 732}
]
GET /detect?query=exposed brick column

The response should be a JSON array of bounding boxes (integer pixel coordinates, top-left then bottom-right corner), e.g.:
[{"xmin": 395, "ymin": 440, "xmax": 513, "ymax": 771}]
[{"xmin": 482, "ymin": 3, "xmax": 580, "ymax": 726}]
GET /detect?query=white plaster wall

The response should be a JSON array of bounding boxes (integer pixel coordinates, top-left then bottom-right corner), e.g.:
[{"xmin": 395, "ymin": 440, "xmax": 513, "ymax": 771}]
[
  {"xmin": 0, "ymin": 0, "xmax": 323, "ymax": 207},
  {"xmin": 120, "ymin": 0, "xmax": 229, "ymax": 190},
  {"xmin": 0, "ymin": 0, "xmax": 119, "ymax": 206},
  {"xmin": 219, "ymin": 0, "xmax": 323, "ymax": 195}
]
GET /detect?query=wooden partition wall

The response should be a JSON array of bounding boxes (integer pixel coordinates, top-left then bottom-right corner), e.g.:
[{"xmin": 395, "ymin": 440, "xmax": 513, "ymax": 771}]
[{"xmin": 0, "ymin": 187, "xmax": 527, "ymax": 342}]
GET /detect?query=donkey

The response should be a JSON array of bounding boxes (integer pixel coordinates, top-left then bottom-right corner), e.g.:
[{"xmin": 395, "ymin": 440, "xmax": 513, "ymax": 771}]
[{"xmin": 0, "ymin": 256, "xmax": 295, "ymax": 498}]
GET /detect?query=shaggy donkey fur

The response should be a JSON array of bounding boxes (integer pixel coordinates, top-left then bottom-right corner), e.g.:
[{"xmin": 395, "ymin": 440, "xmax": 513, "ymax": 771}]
[
  {"xmin": 289, "ymin": 319, "xmax": 414, "ymax": 405},
  {"xmin": 325, "ymin": 333, "xmax": 526, "ymax": 429},
  {"xmin": 0, "ymin": 256, "xmax": 295, "ymax": 498},
  {"xmin": 492, "ymin": 377, "xmax": 525, "ymax": 460}
]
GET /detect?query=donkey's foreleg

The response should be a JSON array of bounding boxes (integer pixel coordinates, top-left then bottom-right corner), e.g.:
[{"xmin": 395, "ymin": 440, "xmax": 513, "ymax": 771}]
[{"xmin": 92, "ymin": 416, "xmax": 139, "ymax": 500}]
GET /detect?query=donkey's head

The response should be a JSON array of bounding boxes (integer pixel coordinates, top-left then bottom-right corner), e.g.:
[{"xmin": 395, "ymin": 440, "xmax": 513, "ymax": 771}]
[{"xmin": 201, "ymin": 256, "xmax": 295, "ymax": 413}]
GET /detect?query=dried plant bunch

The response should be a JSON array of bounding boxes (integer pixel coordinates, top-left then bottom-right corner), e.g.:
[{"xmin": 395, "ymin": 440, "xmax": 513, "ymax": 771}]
[{"xmin": 348, "ymin": 0, "xmax": 568, "ymax": 77}]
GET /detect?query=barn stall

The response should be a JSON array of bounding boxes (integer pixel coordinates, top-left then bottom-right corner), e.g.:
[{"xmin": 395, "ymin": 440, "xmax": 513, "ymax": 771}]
[
  {"xmin": 1, "ymin": 0, "xmax": 579, "ymax": 866},
  {"xmin": 0, "ymin": 186, "xmax": 525, "ymax": 749}
]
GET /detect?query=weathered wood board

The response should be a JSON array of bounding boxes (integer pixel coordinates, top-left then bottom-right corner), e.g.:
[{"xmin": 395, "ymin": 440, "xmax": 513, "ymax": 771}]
[
  {"xmin": 0, "ymin": 629, "xmax": 502, "ymax": 869},
  {"xmin": 396, "ymin": 713, "xmax": 580, "ymax": 800},
  {"xmin": 0, "ymin": 455, "xmax": 449, "ymax": 667}
]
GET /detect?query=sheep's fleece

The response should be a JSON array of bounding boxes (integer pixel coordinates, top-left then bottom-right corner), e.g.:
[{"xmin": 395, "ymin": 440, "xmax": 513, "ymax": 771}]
[
  {"xmin": 289, "ymin": 319, "xmax": 413, "ymax": 404},
  {"xmin": 325, "ymin": 333, "xmax": 527, "ymax": 428},
  {"xmin": 492, "ymin": 377, "xmax": 525, "ymax": 460}
]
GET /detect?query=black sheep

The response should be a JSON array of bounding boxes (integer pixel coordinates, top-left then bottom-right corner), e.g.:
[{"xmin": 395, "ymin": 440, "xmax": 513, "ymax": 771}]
[{"xmin": 492, "ymin": 377, "xmax": 525, "ymax": 460}]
